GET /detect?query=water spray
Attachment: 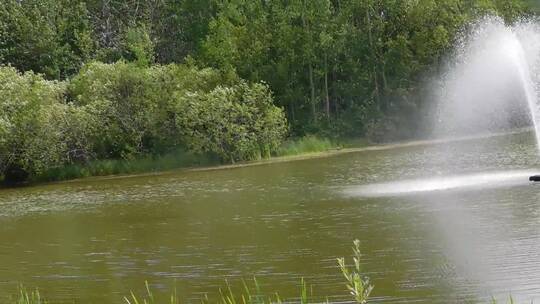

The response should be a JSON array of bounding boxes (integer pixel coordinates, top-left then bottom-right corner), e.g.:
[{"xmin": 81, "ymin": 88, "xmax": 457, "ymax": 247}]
[{"xmin": 431, "ymin": 17, "xmax": 540, "ymax": 182}]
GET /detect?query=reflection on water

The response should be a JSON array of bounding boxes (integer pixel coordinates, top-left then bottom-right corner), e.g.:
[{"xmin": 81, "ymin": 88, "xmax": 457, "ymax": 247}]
[{"xmin": 1, "ymin": 132, "xmax": 540, "ymax": 303}]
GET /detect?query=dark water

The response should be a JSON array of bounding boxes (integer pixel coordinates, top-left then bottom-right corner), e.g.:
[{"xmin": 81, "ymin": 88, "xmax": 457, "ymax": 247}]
[{"xmin": 1, "ymin": 132, "xmax": 540, "ymax": 303}]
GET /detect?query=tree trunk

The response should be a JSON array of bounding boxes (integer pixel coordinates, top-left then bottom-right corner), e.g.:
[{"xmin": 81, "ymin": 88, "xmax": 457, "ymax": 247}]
[
  {"xmin": 309, "ymin": 63, "xmax": 316, "ymax": 120},
  {"xmin": 302, "ymin": 6, "xmax": 317, "ymax": 121},
  {"xmin": 324, "ymin": 52, "xmax": 330, "ymax": 121},
  {"xmin": 290, "ymin": 99, "xmax": 296, "ymax": 124},
  {"xmin": 366, "ymin": 3, "xmax": 381, "ymax": 110},
  {"xmin": 333, "ymin": 69, "xmax": 339, "ymax": 120},
  {"xmin": 380, "ymin": 57, "xmax": 388, "ymax": 111}
]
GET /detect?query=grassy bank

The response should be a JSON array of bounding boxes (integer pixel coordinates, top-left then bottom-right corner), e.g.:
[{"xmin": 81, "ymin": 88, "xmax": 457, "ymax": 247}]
[
  {"xmin": 31, "ymin": 150, "xmax": 221, "ymax": 183},
  {"xmin": 4, "ymin": 131, "xmax": 516, "ymax": 187},
  {"xmin": 275, "ymin": 135, "xmax": 337, "ymax": 157},
  {"xmin": 9, "ymin": 132, "xmax": 504, "ymax": 187},
  {"xmin": 0, "ymin": 136, "xmax": 343, "ymax": 186}
]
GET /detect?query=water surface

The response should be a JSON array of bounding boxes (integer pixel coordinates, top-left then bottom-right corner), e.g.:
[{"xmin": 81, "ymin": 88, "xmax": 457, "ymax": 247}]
[{"xmin": 1, "ymin": 132, "xmax": 540, "ymax": 303}]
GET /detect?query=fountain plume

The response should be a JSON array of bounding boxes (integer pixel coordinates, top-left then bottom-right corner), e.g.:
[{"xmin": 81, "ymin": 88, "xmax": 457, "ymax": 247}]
[{"xmin": 433, "ymin": 17, "xmax": 540, "ymax": 151}]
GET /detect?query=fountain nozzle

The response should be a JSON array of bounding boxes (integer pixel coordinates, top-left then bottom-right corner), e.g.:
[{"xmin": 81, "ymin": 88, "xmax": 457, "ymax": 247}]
[{"xmin": 529, "ymin": 175, "xmax": 540, "ymax": 182}]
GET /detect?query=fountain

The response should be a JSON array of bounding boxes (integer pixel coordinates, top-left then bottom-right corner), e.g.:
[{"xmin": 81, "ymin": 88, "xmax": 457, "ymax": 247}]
[
  {"xmin": 433, "ymin": 18, "xmax": 540, "ymax": 141},
  {"xmin": 344, "ymin": 17, "xmax": 540, "ymax": 198},
  {"xmin": 431, "ymin": 17, "xmax": 540, "ymax": 182}
]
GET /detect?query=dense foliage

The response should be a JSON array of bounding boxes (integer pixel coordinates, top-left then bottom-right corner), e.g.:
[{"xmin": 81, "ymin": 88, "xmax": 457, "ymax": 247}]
[
  {"xmin": 0, "ymin": 0, "xmax": 531, "ymax": 183},
  {"xmin": 0, "ymin": 67, "xmax": 69, "ymax": 182},
  {"xmin": 0, "ymin": 64, "xmax": 287, "ymax": 183}
]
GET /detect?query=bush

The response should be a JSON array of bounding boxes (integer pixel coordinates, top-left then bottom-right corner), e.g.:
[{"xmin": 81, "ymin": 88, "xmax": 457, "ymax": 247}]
[
  {"xmin": 68, "ymin": 61, "xmax": 160, "ymax": 159},
  {"xmin": 0, "ymin": 62, "xmax": 288, "ymax": 184},
  {"xmin": 145, "ymin": 63, "xmax": 240, "ymax": 153},
  {"xmin": 173, "ymin": 82, "xmax": 287, "ymax": 162},
  {"xmin": 69, "ymin": 61, "xmax": 287, "ymax": 163},
  {"xmin": 0, "ymin": 67, "xmax": 69, "ymax": 183}
]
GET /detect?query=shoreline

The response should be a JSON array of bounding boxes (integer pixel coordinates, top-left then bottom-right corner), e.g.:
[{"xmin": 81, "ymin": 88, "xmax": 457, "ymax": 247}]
[
  {"xmin": 103, "ymin": 128, "xmax": 533, "ymax": 175},
  {"xmin": 2, "ymin": 129, "xmax": 532, "ymax": 189}
]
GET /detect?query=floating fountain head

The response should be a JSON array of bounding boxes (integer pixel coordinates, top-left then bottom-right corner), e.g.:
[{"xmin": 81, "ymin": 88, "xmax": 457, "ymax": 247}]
[
  {"xmin": 432, "ymin": 17, "xmax": 540, "ymax": 149},
  {"xmin": 529, "ymin": 175, "xmax": 540, "ymax": 181}
]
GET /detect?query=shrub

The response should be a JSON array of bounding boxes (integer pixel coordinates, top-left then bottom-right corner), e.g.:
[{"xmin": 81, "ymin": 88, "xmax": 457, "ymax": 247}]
[
  {"xmin": 0, "ymin": 67, "xmax": 68, "ymax": 183},
  {"xmin": 68, "ymin": 61, "xmax": 268, "ymax": 161},
  {"xmin": 0, "ymin": 62, "xmax": 288, "ymax": 183},
  {"xmin": 68, "ymin": 61, "xmax": 160, "ymax": 159},
  {"xmin": 173, "ymin": 81, "xmax": 287, "ymax": 162},
  {"xmin": 145, "ymin": 63, "xmax": 240, "ymax": 153},
  {"xmin": 69, "ymin": 61, "xmax": 287, "ymax": 163}
]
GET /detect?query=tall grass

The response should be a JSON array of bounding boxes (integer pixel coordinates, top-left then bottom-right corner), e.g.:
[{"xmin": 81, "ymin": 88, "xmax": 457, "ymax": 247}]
[
  {"xmin": 275, "ymin": 135, "xmax": 337, "ymax": 157},
  {"xmin": 28, "ymin": 137, "xmax": 337, "ymax": 184},
  {"xmin": 15, "ymin": 286, "xmax": 45, "ymax": 304},
  {"xmin": 124, "ymin": 281, "xmax": 178, "ymax": 304},
  {"xmin": 32, "ymin": 150, "xmax": 219, "ymax": 183},
  {"xmin": 1, "ymin": 135, "xmax": 346, "ymax": 186},
  {"xmin": 125, "ymin": 240, "xmax": 372, "ymax": 304}
]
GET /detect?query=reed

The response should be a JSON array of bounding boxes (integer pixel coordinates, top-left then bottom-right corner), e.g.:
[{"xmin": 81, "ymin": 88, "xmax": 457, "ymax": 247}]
[
  {"xmin": 33, "ymin": 150, "xmax": 219, "ymax": 183},
  {"xmin": 276, "ymin": 136, "xmax": 337, "ymax": 157},
  {"xmin": 125, "ymin": 240, "xmax": 371, "ymax": 304},
  {"xmin": 15, "ymin": 286, "xmax": 45, "ymax": 304}
]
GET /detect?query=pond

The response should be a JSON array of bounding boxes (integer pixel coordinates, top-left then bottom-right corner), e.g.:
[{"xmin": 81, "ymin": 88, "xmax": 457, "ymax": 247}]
[{"xmin": 1, "ymin": 131, "xmax": 540, "ymax": 303}]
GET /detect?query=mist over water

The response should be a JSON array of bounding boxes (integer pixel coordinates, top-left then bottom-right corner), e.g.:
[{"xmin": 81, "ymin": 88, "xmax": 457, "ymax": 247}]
[{"xmin": 433, "ymin": 17, "xmax": 540, "ymax": 148}]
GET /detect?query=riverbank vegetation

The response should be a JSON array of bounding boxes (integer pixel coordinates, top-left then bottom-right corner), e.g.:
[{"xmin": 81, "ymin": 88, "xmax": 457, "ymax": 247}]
[
  {"xmin": 0, "ymin": 64, "xmax": 287, "ymax": 184},
  {"xmin": 0, "ymin": 0, "xmax": 532, "ymax": 184},
  {"xmin": 276, "ymin": 136, "xmax": 337, "ymax": 157}
]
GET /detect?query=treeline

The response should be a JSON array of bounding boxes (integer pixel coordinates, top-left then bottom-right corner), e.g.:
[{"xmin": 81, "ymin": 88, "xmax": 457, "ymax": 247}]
[{"xmin": 0, "ymin": 0, "xmax": 531, "ymax": 183}]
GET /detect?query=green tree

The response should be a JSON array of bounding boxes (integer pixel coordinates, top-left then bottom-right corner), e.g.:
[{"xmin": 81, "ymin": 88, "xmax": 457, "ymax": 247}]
[
  {"xmin": 154, "ymin": 0, "xmax": 217, "ymax": 63},
  {"xmin": 0, "ymin": 0, "xmax": 95, "ymax": 79},
  {"xmin": 122, "ymin": 25, "xmax": 155, "ymax": 66}
]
